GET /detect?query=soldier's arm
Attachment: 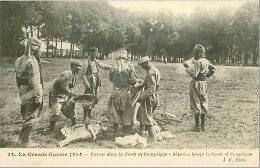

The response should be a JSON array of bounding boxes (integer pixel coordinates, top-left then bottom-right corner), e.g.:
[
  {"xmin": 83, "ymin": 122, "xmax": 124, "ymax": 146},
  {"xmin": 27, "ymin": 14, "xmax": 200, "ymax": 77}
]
[
  {"xmin": 206, "ymin": 63, "xmax": 216, "ymax": 78},
  {"xmin": 129, "ymin": 62, "xmax": 141, "ymax": 79},
  {"xmin": 129, "ymin": 68, "xmax": 137, "ymax": 85},
  {"xmin": 80, "ymin": 62, "xmax": 91, "ymax": 87},
  {"xmin": 138, "ymin": 72, "xmax": 156, "ymax": 101},
  {"xmin": 97, "ymin": 60, "xmax": 112, "ymax": 70},
  {"xmin": 109, "ymin": 68, "xmax": 114, "ymax": 82},
  {"xmin": 28, "ymin": 61, "xmax": 42, "ymax": 103},
  {"xmin": 60, "ymin": 74, "xmax": 77, "ymax": 97}
]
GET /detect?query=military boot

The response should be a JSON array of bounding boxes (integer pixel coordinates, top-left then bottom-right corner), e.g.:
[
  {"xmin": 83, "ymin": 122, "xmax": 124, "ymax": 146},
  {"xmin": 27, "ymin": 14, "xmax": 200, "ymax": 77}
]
[
  {"xmin": 146, "ymin": 125, "xmax": 156, "ymax": 142},
  {"xmin": 41, "ymin": 120, "xmax": 56, "ymax": 135},
  {"xmin": 71, "ymin": 118, "xmax": 77, "ymax": 126},
  {"xmin": 18, "ymin": 127, "xmax": 26, "ymax": 141},
  {"xmin": 49, "ymin": 121, "xmax": 56, "ymax": 132},
  {"xmin": 192, "ymin": 114, "xmax": 201, "ymax": 132},
  {"xmin": 113, "ymin": 123, "xmax": 119, "ymax": 138},
  {"xmin": 138, "ymin": 124, "xmax": 145, "ymax": 136},
  {"xmin": 201, "ymin": 114, "xmax": 206, "ymax": 132},
  {"xmin": 20, "ymin": 124, "xmax": 39, "ymax": 148},
  {"xmin": 123, "ymin": 125, "xmax": 134, "ymax": 136}
]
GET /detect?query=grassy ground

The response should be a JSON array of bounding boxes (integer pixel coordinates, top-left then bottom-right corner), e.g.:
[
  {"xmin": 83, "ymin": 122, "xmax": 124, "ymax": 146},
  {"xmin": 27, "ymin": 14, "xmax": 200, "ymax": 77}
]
[{"xmin": 0, "ymin": 57, "xmax": 258, "ymax": 149}]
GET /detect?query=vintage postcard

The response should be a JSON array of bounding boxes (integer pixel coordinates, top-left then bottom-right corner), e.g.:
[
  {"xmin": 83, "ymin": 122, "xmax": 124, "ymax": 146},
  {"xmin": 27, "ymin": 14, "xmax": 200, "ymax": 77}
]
[{"xmin": 0, "ymin": 0, "xmax": 259, "ymax": 167}]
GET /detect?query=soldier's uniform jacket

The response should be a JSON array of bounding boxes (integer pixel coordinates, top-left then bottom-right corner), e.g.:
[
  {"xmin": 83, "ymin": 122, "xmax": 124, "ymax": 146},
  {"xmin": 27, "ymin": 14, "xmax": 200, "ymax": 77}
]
[
  {"xmin": 109, "ymin": 61, "xmax": 137, "ymax": 98},
  {"xmin": 81, "ymin": 58, "xmax": 111, "ymax": 88},
  {"xmin": 185, "ymin": 57, "xmax": 216, "ymax": 81},
  {"xmin": 185, "ymin": 57, "xmax": 216, "ymax": 115},
  {"xmin": 49, "ymin": 70, "xmax": 77, "ymax": 107},
  {"xmin": 15, "ymin": 55, "xmax": 43, "ymax": 104},
  {"xmin": 136, "ymin": 64, "xmax": 160, "ymax": 125},
  {"xmin": 139, "ymin": 65, "xmax": 160, "ymax": 101}
]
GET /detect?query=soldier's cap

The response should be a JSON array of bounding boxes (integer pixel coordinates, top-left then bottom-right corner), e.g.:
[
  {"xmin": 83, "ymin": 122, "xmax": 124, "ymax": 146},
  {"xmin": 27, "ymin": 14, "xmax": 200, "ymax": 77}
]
[
  {"xmin": 138, "ymin": 56, "xmax": 151, "ymax": 65},
  {"xmin": 28, "ymin": 37, "xmax": 42, "ymax": 47},
  {"xmin": 70, "ymin": 59, "xmax": 82, "ymax": 69},
  {"xmin": 194, "ymin": 44, "xmax": 205, "ymax": 54},
  {"xmin": 89, "ymin": 47, "xmax": 98, "ymax": 54}
]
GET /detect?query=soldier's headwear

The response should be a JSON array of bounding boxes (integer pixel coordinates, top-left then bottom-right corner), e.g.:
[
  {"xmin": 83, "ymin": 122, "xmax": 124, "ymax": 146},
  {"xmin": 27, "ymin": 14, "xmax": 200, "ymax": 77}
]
[
  {"xmin": 194, "ymin": 44, "xmax": 205, "ymax": 57},
  {"xmin": 70, "ymin": 59, "xmax": 82, "ymax": 70},
  {"xmin": 89, "ymin": 47, "xmax": 98, "ymax": 54},
  {"xmin": 24, "ymin": 37, "xmax": 42, "ymax": 56},
  {"xmin": 138, "ymin": 56, "xmax": 151, "ymax": 65},
  {"xmin": 28, "ymin": 37, "xmax": 42, "ymax": 47},
  {"xmin": 116, "ymin": 49, "xmax": 127, "ymax": 60}
]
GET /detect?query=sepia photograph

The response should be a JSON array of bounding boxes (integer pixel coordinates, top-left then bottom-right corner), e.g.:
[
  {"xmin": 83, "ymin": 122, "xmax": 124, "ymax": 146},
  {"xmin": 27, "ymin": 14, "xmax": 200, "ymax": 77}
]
[{"xmin": 0, "ymin": 0, "xmax": 259, "ymax": 167}]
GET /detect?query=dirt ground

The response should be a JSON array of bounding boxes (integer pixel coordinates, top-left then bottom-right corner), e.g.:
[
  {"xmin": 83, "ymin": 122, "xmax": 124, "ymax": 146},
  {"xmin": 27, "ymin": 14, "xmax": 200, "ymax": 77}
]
[{"xmin": 0, "ymin": 57, "xmax": 258, "ymax": 149}]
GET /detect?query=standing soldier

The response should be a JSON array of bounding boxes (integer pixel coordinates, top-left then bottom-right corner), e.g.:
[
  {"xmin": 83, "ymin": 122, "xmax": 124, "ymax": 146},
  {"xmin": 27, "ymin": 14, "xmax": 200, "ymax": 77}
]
[
  {"xmin": 183, "ymin": 44, "xmax": 216, "ymax": 132},
  {"xmin": 108, "ymin": 49, "xmax": 137, "ymax": 137},
  {"xmin": 46, "ymin": 59, "xmax": 82, "ymax": 133},
  {"xmin": 15, "ymin": 37, "xmax": 43, "ymax": 147},
  {"xmin": 81, "ymin": 47, "xmax": 111, "ymax": 123},
  {"xmin": 136, "ymin": 56, "xmax": 160, "ymax": 141}
]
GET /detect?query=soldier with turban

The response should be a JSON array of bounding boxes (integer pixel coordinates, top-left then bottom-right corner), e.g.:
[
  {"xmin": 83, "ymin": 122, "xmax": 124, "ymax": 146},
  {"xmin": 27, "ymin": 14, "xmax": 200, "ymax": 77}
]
[
  {"xmin": 108, "ymin": 49, "xmax": 137, "ymax": 137},
  {"xmin": 15, "ymin": 37, "xmax": 43, "ymax": 147},
  {"xmin": 183, "ymin": 44, "xmax": 216, "ymax": 132}
]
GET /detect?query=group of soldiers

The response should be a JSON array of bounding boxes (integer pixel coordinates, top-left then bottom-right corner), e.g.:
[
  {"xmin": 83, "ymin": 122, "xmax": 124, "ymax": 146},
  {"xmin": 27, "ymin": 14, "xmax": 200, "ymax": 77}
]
[{"xmin": 15, "ymin": 37, "xmax": 215, "ymax": 147}]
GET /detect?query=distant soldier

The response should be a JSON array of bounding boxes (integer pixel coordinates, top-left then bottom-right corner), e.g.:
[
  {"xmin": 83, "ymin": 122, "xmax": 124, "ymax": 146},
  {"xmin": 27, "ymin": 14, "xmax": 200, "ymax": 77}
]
[
  {"xmin": 108, "ymin": 49, "xmax": 137, "ymax": 137},
  {"xmin": 136, "ymin": 56, "xmax": 160, "ymax": 141},
  {"xmin": 183, "ymin": 44, "xmax": 216, "ymax": 132},
  {"xmin": 81, "ymin": 47, "xmax": 111, "ymax": 123},
  {"xmin": 15, "ymin": 37, "xmax": 43, "ymax": 147},
  {"xmin": 47, "ymin": 59, "xmax": 82, "ymax": 132}
]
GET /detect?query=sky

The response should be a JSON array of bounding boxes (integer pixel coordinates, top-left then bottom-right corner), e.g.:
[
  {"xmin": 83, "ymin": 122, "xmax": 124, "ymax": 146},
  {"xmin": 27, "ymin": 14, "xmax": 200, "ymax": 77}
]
[{"xmin": 108, "ymin": 1, "xmax": 253, "ymax": 15}]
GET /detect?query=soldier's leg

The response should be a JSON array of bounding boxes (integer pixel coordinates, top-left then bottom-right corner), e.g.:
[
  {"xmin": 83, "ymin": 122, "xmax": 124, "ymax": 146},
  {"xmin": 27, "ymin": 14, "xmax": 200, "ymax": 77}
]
[
  {"xmin": 201, "ymin": 96, "xmax": 208, "ymax": 132},
  {"xmin": 113, "ymin": 123, "xmax": 119, "ymax": 138},
  {"xmin": 190, "ymin": 82, "xmax": 202, "ymax": 132},
  {"xmin": 71, "ymin": 118, "xmax": 77, "ymax": 126},
  {"xmin": 193, "ymin": 114, "xmax": 201, "ymax": 132},
  {"xmin": 138, "ymin": 122, "xmax": 145, "ymax": 136},
  {"xmin": 49, "ymin": 102, "xmax": 62, "ymax": 132},
  {"xmin": 83, "ymin": 105, "xmax": 93, "ymax": 120},
  {"xmin": 19, "ymin": 102, "xmax": 40, "ymax": 147},
  {"xmin": 121, "ymin": 99, "xmax": 134, "ymax": 136},
  {"xmin": 201, "ymin": 114, "xmax": 206, "ymax": 131},
  {"xmin": 142, "ymin": 100, "xmax": 156, "ymax": 141}
]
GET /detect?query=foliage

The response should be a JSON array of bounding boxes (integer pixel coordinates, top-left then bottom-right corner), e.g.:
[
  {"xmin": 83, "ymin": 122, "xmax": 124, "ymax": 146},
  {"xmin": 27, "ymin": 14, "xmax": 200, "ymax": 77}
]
[{"xmin": 0, "ymin": 1, "xmax": 258, "ymax": 64}]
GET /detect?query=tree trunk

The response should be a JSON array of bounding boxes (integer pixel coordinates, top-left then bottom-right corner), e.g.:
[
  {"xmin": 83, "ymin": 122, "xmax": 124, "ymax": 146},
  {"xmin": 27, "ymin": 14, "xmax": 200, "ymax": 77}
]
[
  {"xmin": 70, "ymin": 43, "xmax": 73, "ymax": 58},
  {"xmin": 30, "ymin": 25, "xmax": 33, "ymax": 37},
  {"xmin": 51, "ymin": 39, "xmax": 54, "ymax": 58},
  {"xmin": 253, "ymin": 48, "xmax": 258, "ymax": 64},
  {"xmin": 60, "ymin": 40, "xmax": 63, "ymax": 57},
  {"xmin": 37, "ymin": 25, "xmax": 40, "ymax": 38},
  {"xmin": 14, "ymin": 45, "xmax": 18, "ymax": 58},
  {"xmin": 54, "ymin": 38, "xmax": 58, "ymax": 58},
  {"xmin": 72, "ymin": 43, "xmax": 75, "ymax": 58},
  {"xmin": 244, "ymin": 52, "xmax": 248, "ymax": 65},
  {"xmin": 46, "ymin": 37, "xmax": 49, "ymax": 58}
]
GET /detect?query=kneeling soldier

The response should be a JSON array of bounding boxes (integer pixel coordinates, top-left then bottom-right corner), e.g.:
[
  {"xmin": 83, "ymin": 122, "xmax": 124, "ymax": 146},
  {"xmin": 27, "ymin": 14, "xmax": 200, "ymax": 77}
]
[{"xmin": 47, "ymin": 59, "xmax": 82, "ymax": 132}]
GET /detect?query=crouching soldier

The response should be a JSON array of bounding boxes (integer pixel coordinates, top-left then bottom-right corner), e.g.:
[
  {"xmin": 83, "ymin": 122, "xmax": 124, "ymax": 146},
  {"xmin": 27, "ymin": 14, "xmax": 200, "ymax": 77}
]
[
  {"xmin": 183, "ymin": 44, "xmax": 216, "ymax": 132},
  {"xmin": 15, "ymin": 37, "xmax": 43, "ymax": 147},
  {"xmin": 136, "ymin": 56, "xmax": 160, "ymax": 141},
  {"xmin": 108, "ymin": 49, "xmax": 137, "ymax": 137},
  {"xmin": 46, "ymin": 59, "xmax": 82, "ymax": 133}
]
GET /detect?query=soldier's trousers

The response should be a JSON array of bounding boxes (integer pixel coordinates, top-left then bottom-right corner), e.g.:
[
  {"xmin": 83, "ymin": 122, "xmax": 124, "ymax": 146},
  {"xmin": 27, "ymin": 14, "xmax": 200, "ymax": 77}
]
[{"xmin": 189, "ymin": 79, "xmax": 208, "ymax": 115}]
